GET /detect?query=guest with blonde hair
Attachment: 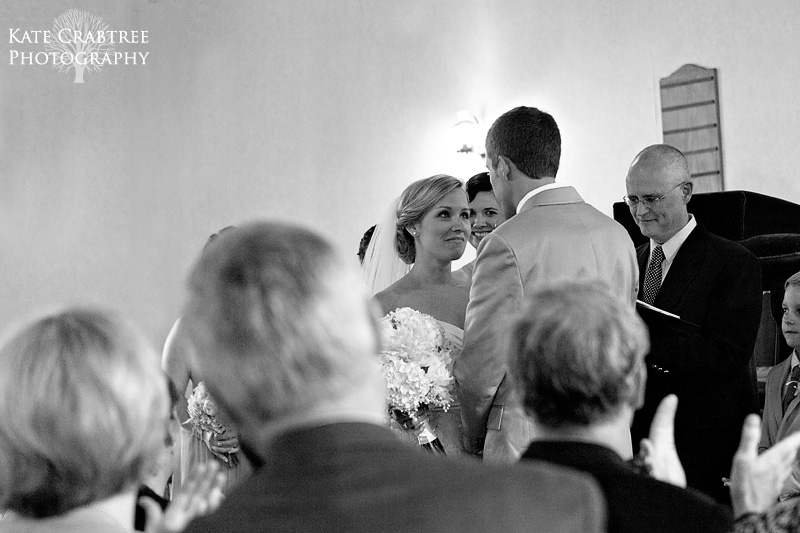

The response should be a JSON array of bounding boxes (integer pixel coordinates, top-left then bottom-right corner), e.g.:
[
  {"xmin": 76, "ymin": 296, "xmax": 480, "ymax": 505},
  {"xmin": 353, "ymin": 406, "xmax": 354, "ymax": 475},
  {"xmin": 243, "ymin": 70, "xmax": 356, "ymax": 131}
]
[{"xmin": 0, "ymin": 308, "xmax": 223, "ymax": 532}]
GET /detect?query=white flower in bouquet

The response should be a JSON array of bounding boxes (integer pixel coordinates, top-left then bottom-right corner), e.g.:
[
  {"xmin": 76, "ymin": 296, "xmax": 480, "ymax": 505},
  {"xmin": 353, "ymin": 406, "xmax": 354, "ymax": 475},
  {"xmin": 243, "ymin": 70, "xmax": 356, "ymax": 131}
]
[
  {"xmin": 186, "ymin": 382, "xmax": 240, "ymax": 466},
  {"xmin": 186, "ymin": 381, "xmax": 226, "ymax": 437},
  {"xmin": 378, "ymin": 307, "xmax": 455, "ymax": 416}
]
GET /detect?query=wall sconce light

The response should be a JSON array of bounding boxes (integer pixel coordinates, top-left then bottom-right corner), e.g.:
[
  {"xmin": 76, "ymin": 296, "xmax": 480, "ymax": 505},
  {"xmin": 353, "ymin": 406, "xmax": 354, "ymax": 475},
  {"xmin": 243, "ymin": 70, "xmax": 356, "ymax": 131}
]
[{"xmin": 452, "ymin": 110, "xmax": 484, "ymax": 156}]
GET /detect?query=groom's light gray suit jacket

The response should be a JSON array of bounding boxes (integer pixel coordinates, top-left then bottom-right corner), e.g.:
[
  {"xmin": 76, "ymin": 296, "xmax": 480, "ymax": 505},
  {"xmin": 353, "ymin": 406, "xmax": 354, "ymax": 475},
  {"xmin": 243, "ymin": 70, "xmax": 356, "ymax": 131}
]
[{"xmin": 455, "ymin": 185, "xmax": 639, "ymax": 461}]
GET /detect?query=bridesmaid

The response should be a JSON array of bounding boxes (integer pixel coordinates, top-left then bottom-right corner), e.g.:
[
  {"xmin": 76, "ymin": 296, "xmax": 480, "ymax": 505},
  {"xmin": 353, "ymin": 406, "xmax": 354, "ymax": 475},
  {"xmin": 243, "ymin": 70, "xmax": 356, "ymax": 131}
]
[
  {"xmin": 458, "ymin": 171, "xmax": 506, "ymax": 280},
  {"xmin": 163, "ymin": 228, "xmax": 253, "ymax": 493}
]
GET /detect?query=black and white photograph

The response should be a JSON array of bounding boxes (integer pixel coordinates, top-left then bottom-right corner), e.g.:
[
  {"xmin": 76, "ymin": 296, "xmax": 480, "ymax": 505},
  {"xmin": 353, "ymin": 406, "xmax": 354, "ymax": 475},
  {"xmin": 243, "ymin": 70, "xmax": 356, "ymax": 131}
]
[{"xmin": 2, "ymin": 1, "xmax": 800, "ymax": 531}]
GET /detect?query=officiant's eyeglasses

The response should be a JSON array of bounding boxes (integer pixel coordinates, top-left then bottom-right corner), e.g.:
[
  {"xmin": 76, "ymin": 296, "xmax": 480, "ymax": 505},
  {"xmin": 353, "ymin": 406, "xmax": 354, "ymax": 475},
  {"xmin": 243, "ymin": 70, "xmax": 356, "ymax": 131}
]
[{"xmin": 623, "ymin": 181, "xmax": 687, "ymax": 209}]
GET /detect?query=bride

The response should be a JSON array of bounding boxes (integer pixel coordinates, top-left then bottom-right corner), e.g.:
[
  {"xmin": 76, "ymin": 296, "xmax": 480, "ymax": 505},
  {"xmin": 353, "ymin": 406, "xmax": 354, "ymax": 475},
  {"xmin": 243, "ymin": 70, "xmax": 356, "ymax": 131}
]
[{"xmin": 365, "ymin": 174, "xmax": 471, "ymax": 456}]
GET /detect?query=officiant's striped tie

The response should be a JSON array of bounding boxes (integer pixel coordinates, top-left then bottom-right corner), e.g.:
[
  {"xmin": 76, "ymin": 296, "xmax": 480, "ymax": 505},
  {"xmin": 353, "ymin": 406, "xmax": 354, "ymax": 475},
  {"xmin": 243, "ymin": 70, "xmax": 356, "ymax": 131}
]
[{"xmin": 642, "ymin": 245, "xmax": 665, "ymax": 305}]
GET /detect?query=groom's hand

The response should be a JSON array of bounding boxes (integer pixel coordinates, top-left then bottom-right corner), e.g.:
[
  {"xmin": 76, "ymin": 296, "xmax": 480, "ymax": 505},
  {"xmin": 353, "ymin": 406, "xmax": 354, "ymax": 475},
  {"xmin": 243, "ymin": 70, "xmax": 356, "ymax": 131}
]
[{"xmin": 638, "ymin": 394, "xmax": 686, "ymax": 487}]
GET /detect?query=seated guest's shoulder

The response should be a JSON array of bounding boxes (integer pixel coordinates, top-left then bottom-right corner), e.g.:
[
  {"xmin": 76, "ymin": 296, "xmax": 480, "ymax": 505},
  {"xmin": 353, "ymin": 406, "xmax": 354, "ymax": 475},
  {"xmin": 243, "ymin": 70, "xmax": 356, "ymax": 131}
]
[
  {"xmin": 462, "ymin": 460, "xmax": 607, "ymax": 531},
  {"xmin": 616, "ymin": 469, "xmax": 733, "ymax": 532},
  {"xmin": 183, "ymin": 454, "xmax": 607, "ymax": 533}
]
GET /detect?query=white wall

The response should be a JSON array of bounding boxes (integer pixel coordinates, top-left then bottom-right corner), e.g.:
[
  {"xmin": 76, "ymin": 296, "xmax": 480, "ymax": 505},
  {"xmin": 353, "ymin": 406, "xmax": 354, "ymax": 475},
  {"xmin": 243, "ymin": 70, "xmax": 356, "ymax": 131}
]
[{"xmin": 2, "ymin": 0, "xmax": 798, "ymax": 346}]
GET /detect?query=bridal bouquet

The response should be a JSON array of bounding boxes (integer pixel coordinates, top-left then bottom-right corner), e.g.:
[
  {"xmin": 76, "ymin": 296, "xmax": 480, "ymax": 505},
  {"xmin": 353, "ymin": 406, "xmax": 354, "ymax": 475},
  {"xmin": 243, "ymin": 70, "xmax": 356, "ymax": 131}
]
[
  {"xmin": 186, "ymin": 382, "xmax": 238, "ymax": 466},
  {"xmin": 379, "ymin": 307, "xmax": 455, "ymax": 454}
]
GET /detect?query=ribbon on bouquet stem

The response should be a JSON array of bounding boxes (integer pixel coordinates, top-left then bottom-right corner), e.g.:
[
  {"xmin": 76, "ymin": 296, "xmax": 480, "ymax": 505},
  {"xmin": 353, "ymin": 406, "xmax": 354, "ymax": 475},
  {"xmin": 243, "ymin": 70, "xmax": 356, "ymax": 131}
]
[{"xmin": 391, "ymin": 407, "xmax": 447, "ymax": 456}]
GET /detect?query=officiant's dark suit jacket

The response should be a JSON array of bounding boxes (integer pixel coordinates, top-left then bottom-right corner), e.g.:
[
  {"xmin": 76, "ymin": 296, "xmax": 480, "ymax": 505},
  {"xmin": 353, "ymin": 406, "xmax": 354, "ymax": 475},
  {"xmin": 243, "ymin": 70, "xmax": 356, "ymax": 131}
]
[
  {"xmin": 630, "ymin": 220, "xmax": 762, "ymax": 504},
  {"xmin": 183, "ymin": 422, "xmax": 606, "ymax": 533},
  {"xmin": 523, "ymin": 440, "xmax": 733, "ymax": 533}
]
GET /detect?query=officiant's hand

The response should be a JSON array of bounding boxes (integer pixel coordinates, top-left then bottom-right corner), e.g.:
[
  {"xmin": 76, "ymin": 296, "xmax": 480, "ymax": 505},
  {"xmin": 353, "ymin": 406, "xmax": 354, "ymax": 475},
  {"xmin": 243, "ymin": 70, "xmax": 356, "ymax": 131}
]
[
  {"xmin": 639, "ymin": 394, "xmax": 686, "ymax": 487},
  {"xmin": 730, "ymin": 414, "xmax": 800, "ymax": 518},
  {"xmin": 142, "ymin": 462, "xmax": 225, "ymax": 533}
]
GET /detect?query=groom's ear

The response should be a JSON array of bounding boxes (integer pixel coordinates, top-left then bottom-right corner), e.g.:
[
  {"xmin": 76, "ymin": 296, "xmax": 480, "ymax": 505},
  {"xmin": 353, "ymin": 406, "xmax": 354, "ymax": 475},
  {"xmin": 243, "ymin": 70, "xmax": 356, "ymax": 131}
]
[{"xmin": 496, "ymin": 155, "xmax": 512, "ymax": 181}]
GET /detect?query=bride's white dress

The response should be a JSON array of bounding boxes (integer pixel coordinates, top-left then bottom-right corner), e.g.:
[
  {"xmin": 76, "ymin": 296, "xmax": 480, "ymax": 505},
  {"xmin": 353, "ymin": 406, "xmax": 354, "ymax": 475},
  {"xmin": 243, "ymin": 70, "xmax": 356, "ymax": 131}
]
[
  {"xmin": 429, "ymin": 321, "xmax": 464, "ymax": 457},
  {"xmin": 390, "ymin": 320, "xmax": 464, "ymax": 457}
]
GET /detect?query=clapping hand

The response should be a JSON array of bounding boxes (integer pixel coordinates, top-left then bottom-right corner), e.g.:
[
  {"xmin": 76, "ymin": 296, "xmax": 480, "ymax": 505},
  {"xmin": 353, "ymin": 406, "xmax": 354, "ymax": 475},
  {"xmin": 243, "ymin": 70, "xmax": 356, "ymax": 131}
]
[
  {"xmin": 638, "ymin": 394, "xmax": 687, "ymax": 487},
  {"xmin": 141, "ymin": 462, "xmax": 225, "ymax": 533},
  {"xmin": 729, "ymin": 414, "xmax": 800, "ymax": 518}
]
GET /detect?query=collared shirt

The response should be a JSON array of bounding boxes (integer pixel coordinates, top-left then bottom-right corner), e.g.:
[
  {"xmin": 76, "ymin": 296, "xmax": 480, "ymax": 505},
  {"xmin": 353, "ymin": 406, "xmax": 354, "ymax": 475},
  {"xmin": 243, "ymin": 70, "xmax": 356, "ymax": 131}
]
[
  {"xmin": 516, "ymin": 182, "xmax": 570, "ymax": 214},
  {"xmin": 788, "ymin": 351, "xmax": 799, "ymax": 384},
  {"xmin": 648, "ymin": 214, "xmax": 697, "ymax": 283}
]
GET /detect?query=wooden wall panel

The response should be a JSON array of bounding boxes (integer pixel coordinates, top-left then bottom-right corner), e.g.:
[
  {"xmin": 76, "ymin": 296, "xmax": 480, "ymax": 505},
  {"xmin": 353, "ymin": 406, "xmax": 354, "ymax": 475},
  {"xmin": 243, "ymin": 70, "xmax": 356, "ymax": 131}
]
[
  {"xmin": 661, "ymin": 105, "xmax": 718, "ymax": 132},
  {"xmin": 660, "ymin": 64, "xmax": 724, "ymax": 191}
]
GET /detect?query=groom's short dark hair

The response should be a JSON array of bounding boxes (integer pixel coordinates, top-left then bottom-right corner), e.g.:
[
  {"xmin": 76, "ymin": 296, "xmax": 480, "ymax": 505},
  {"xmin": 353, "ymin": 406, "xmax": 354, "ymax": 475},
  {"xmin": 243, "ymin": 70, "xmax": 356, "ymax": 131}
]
[{"xmin": 486, "ymin": 106, "xmax": 561, "ymax": 180}]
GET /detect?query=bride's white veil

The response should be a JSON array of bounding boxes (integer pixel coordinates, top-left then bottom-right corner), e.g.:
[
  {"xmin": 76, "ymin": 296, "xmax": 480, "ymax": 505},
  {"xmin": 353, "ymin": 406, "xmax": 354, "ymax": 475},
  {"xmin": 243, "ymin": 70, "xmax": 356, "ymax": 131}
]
[{"xmin": 361, "ymin": 197, "xmax": 411, "ymax": 295}]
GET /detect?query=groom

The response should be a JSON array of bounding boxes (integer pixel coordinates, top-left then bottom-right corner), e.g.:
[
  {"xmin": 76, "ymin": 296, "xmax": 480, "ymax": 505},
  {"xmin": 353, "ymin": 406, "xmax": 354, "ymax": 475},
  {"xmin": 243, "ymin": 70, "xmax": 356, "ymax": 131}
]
[
  {"xmin": 455, "ymin": 106, "xmax": 639, "ymax": 462},
  {"xmin": 180, "ymin": 221, "xmax": 606, "ymax": 532}
]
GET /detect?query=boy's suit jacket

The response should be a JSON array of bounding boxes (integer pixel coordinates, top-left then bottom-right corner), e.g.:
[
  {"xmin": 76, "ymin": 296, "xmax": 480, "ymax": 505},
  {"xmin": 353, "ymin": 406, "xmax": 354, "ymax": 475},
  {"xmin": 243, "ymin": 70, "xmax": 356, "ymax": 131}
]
[{"xmin": 760, "ymin": 353, "xmax": 800, "ymax": 499}]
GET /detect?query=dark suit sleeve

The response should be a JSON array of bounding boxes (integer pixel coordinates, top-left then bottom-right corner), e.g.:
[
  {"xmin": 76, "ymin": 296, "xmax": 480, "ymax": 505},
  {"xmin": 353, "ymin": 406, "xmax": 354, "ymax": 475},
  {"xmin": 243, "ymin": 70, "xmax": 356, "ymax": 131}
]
[{"xmin": 646, "ymin": 242, "xmax": 762, "ymax": 384}]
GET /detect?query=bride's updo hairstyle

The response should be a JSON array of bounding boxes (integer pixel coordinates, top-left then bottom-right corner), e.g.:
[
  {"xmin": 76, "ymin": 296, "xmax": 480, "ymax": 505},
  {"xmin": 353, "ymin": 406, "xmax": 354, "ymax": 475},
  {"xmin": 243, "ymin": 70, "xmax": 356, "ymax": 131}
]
[{"xmin": 395, "ymin": 174, "xmax": 464, "ymax": 264}]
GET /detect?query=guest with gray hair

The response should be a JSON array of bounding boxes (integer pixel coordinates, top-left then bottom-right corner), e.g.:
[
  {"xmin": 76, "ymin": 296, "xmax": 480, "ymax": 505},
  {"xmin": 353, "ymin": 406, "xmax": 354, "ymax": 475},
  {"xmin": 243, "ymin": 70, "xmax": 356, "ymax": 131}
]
[
  {"xmin": 513, "ymin": 281, "xmax": 733, "ymax": 532},
  {"xmin": 180, "ymin": 221, "xmax": 607, "ymax": 533},
  {"xmin": 0, "ymin": 308, "xmax": 223, "ymax": 532}
]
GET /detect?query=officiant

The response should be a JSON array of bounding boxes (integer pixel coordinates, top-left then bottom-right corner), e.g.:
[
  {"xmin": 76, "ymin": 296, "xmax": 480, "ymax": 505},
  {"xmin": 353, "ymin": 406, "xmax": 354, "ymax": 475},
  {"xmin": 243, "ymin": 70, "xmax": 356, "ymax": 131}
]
[{"xmin": 624, "ymin": 144, "xmax": 763, "ymax": 504}]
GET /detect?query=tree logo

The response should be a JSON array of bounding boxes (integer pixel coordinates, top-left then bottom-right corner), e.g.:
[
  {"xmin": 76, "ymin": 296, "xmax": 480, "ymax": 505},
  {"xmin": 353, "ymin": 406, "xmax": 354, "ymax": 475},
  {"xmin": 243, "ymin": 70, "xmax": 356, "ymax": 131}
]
[{"xmin": 44, "ymin": 9, "xmax": 115, "ymax": 84}]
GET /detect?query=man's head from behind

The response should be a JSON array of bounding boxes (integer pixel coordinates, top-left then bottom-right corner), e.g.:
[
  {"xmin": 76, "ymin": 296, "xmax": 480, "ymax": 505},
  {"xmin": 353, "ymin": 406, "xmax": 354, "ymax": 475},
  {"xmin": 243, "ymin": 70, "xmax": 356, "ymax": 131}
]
[
  {"xmin": 485, "ymin": 107, "xmax": 560, "ymax": 216},
  {"xmin": 510, "ymin": 281, "xmax": 649, "ymax": 429},
  {"xmin": 183, "ymin": 222, "xmax": 384, "ymax": 452}
]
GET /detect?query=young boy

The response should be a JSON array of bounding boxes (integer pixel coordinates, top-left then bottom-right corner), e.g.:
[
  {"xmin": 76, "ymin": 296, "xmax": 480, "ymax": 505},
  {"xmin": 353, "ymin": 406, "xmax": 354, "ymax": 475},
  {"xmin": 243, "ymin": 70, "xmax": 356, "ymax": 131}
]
[{"xmin": 759, "ymin": 270, "xmax": 800, "ymax": 500}]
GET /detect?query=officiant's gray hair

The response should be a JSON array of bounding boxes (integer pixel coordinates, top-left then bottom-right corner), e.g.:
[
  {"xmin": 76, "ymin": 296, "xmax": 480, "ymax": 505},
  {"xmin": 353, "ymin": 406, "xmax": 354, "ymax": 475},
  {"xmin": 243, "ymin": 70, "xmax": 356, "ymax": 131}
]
[
  {"xmin": 0, "ymin": 308, "xmax": 168, "ymax": 518},
  {"xmin": 509, "ymin": 280, "xmax": 649, "ymax": 427},
  {"xmin": 184, "ymin": 221, "xmax": 381, "ymax": 428}
]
